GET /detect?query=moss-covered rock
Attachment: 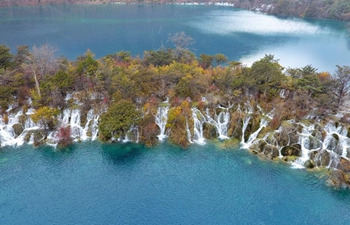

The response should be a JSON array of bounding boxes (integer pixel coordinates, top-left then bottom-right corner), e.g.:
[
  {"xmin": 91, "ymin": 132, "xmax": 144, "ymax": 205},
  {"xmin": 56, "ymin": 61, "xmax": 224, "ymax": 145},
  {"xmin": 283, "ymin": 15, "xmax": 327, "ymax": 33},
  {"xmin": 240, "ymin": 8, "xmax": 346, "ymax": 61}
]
[
  {"xmin": 282, "ymin": 155, "xmax": 298, "ymax": 162},
  {"xmin": 304, "ymin": 159, "xmax": 316, "ymax": 169},
  {"xmin": 308, "ymin": 136, "xmax": 322, "ymax": 150},
  {"xmin": 310, "ymin": 150, "xmax": 330, "ymax": 167},
  {"xmin": 203, "ymin": 123, "xmax": 217, "ymax": 139},
  {"xmin": 228, "ymin": 111, "xmax": 244, "ymax": 139},
  {"xmin": 262, "ymin": 144, "xmax": 279, "ymax": 159},
  {"xmin": 24, "ymin": 129, "xmax": 47, "ymax": 146},
  {"xmin": 250, "ymin": 140, "xmax": 279, "ymax": 159},
  {"xmin": 12, "ymin": 123, "xmax": 24, "ymax": 136},
  {"xmin": 332, "ymin": 133, "xmax": 340, "ymax": 141},
  {"xmin": 314, "ymin": 123, "xmax": 327, "ymax": 140},
  {"xmin": 292, "ymin": 143, "xmax": 301, "ymax": 151},
  {"xmin": 327, "ymin": 169, "xmax": 350, "ymax": 189},
  {"xmin": 249, "ymin": 139, "xmax": 267, "ymax": 154},
  {"xmin": 245, "ymin": 113, "xmax": 261, "ymax": 139},
  {"xmin": 337, "ymin": 157, "xmax": 350, "ymax": 172},
  {"xmin": 281, "ymin": 145, "xmax": 301, "ymax": 156}
]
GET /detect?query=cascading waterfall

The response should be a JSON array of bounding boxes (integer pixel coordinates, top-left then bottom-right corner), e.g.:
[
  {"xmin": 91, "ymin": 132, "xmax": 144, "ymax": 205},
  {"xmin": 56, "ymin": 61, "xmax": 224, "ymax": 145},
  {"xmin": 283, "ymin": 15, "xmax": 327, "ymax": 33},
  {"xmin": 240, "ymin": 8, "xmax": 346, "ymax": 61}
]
[
  {"xmin": 241, "ymin": 106, "xmax": 272, "ymax": 148},
  {"xmin": 241, "ymin": 116, "xmax": 251, "ymax": 144},
  {"xmin": 242, "ymin": 118, "xmax": 268, "ymax": 149},
  {"xmin": 205, "ymin": 107, "xmax": 230, "ymax": 140},
  {"xmin": 122, "ymin": 126, "xmax": 139, "ymax": 143},
  {"xmin": 289, "ymin": 121, "xmax": 350, "ymax": 169},
  {"xmin": 2, "ymin": 99, "xmax": 350, "ymax": 176},
  {"xmin": 186, "ymin": 119, "xmax": 193, "ymax": 144},
  {"xmin": 324, "ymin": 122, "xmax": 349, "ymax": 159},
  {"xmin": 192, "ymin": 108, "xmax": 206, "ymax": 144},
  {"xmin": 0, "ymin": 108, "xmax": 100, "ymax": 148},
  {"xmin": 155, "ymin": 105, "xmax": 169, "ymax": 141},
  {"xmin": 60, "ymin": 109, "xmax": 100, "ymax": 142},
  {"xmin": 0, "ymin": 109, "xmax": 40, "ymax": 147}
]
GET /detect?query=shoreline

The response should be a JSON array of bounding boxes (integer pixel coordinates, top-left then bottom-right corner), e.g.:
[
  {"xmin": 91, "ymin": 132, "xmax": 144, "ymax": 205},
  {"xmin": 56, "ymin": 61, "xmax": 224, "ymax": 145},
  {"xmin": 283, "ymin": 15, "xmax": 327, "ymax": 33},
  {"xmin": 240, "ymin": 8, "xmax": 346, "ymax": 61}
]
[{"xmin": 0, "ymin": 1, "xmax": 349, "ymax": 23}]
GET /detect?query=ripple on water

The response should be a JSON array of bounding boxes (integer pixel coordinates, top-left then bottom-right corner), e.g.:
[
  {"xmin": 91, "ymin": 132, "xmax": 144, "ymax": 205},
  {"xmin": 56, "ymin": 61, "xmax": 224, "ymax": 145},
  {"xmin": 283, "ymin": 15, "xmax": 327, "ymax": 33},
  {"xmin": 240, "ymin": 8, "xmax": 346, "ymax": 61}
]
[{"xmin": 0, "ymin": 142, "xmax": 350, "ymax": 224}]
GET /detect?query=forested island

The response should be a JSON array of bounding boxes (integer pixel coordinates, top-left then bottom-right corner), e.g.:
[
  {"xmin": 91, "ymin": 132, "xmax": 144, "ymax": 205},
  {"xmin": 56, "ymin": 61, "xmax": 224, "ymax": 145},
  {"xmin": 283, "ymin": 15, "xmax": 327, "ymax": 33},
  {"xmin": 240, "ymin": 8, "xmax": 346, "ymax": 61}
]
[
  {"xmin": 0, "ymin": 0, "xmax": 349, "ymax": 22},
  {"xmin": 1, "ymin": 31, "xmax": 350, "ymax": 188}
]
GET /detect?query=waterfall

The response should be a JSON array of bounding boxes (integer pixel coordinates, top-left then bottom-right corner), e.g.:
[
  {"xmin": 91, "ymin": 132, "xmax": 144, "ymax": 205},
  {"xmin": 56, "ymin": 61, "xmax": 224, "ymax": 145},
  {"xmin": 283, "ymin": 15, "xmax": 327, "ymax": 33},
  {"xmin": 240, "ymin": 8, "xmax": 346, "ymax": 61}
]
[
  {"xmin": 122, "ymin": 126, "xmax": 139, "ymax": 143},
  {"xmin": 205, "ymin": 107, "xmax": 230, "ymax": 140},
  {"xmin": 186, "ymin": 119, "xmax": 193, "ymax": 144},
  {"xmin": 60, "ymin": 109, "xmax": 100, "ymax": 142},
  {"xmin": 69, "ymin": 109, "xmax": 83, "ymax": 140},
  {"xmin": 81, "ymin": 109, "xmax": 94, "ymax": 141},
  {"xmin": 155, "ymin": 106, "xmax": 169, "ymax": 141},
  {"xmin": 0, "ymin": 109, "xmax": 40, "ymax": 147},
  {"xmin": 91, "ymin": 114, "xmax": 100, "ymax": 141},
  {"xmin": 241, "ymin": 116, "xmax": 251, "ymax": 144},
  {"xmin": 242, "ymin": 118, "xmax": 268, "ymax": 149},
  {"xmin": 192, "ymin": 108, "xmax": 206, "ymax": 144},
  {"xmin": 291, "ymin": 124, "xmax": 315, "ymax": 168}
]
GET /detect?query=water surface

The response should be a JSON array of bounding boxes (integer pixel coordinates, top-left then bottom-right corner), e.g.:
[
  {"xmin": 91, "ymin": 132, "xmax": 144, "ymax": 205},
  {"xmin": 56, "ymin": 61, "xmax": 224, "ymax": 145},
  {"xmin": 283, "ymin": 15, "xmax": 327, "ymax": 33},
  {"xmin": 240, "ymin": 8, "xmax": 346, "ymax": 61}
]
[
  {"xmin": 0, "ymin": 4, "xmax": 349, "ymax": 71},
  {"xmin": 0, "ymin": 142, "xmax": 350, "ymax": 224}
]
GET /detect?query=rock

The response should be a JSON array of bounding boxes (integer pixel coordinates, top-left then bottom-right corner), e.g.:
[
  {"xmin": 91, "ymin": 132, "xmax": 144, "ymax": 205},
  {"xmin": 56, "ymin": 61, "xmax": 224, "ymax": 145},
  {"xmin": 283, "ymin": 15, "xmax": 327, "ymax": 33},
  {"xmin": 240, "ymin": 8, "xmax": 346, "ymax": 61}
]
[
  {"xmin": 252, "ymin": 150, "xmax": 258, "ymax": 154},
  {"xmin": 244, "ymin": 113, "xmax": 261, "ymax": 140},
  {"xmin": 332, "ymin": 133, "xmax": 340, "ymax": 141},
  {"xmin": 274, "ymin": 132, "xmax": 288, "ymax": 147},
  {"xmin": 263, "ymin": 144, "xmax": 279, "ymax": 159},
  {"xmin": 281, "ymin": 145, "xmax": 301, "ymax": 156},
  {"xmin": 309, "ymin": 136, "xmax": 322, "ymax": 150},
  {"xmin": 337, "ymin": 157, "xmax": 350, "ymax": 172},
  {"xmin": 24, "ymin": 129, "xmax": 47, "ymax": 146},
  {"xmin": 292, "ymin": 143, "xmax": 301, "ymax": 151},
  {"xmin": 12, "ymin": 123, "xmax": 24, "ymax": 136},
  {"xmin": 310, "ymin": 150, "xmax": 330, "ymax": 167},
  {"xmin": 249, "ymin": 139, "xmax": 266, "ymax": 153},
  {"xmin": 304, "ymin": 159, "xmax": 315, "ymax": 169},
  {"xmin": 203, "ymin": 123, "xmax": 217, "ymax": 139},
  {"xmin": 282, "ymin": 156, "xmax": 297, "ymax": 162},
  {"xmin": 327, "ymin": 169, "xmax": 350, "ymax": 189}
]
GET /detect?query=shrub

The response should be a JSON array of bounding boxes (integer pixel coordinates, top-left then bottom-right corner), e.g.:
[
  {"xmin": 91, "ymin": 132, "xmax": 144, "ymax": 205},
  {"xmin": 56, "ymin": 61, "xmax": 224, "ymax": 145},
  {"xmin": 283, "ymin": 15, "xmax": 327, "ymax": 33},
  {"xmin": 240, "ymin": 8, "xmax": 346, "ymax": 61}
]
[{"xmin": 56, "ymin": 126, "xmax": 72, "ymax": 147}]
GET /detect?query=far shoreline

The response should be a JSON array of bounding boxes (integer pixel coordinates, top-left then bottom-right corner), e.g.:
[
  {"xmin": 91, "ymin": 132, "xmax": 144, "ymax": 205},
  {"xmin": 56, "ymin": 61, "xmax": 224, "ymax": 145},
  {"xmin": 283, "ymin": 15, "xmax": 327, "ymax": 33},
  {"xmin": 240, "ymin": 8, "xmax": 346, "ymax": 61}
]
[{"xmin": 1, "ymin": 1, "xmax": 349, "ymax": 23}]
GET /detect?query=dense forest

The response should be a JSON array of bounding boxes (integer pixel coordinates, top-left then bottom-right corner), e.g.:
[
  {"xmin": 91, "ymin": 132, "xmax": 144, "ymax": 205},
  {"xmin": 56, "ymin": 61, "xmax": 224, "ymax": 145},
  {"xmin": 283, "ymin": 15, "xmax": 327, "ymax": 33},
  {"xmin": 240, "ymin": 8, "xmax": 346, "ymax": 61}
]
[
  {"xmin": 0, "ymin": 0, "xmax": 349, "ymax": 21},
  {"xmin": 1, "ymin": 32, "xmax": 350, "ymax": 187}
]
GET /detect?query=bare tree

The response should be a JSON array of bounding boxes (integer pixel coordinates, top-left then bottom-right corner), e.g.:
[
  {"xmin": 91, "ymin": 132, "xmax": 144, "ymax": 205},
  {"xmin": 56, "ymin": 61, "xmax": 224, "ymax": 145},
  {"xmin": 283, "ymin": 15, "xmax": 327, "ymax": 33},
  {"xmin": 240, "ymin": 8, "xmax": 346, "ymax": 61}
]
[
  {"xmin": 332, "ymin": 65, "xmax": 350, "ymax": 109},
  {"xmin": 168, "ymin": 32, "xmax": 194, "ymax": 62},
  {"xmin": 24, "ymin": 44, "xmax": 58, "ymax": 98}
]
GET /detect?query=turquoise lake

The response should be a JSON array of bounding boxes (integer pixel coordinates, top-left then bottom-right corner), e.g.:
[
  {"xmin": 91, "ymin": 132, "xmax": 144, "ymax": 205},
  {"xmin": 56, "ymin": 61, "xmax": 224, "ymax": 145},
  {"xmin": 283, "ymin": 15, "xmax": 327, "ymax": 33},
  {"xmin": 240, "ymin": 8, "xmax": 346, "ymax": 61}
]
[
  {"xmin": 1, "ymin": 142, "xmax": 350, "ymax": 224},
  {"xmin": 0, "ymin": 4, "xmax": 349, "ymax": 71},
  {"xmin": 1, "ymin": 4, "xmax": 350, "ymax": 224}
]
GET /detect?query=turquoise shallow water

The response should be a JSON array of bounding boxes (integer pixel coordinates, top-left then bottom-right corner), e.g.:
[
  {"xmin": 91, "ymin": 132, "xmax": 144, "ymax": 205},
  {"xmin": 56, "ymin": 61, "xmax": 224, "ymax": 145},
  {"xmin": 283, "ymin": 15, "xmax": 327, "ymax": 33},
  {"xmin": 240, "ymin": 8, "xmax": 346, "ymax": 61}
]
[
  {"xmin": 0, "ymin": 142, "xmax": 350, "ymax": 224},
  {"xmin": 0, "ymin": 4, "xmax": 349, "ymax": 71}
]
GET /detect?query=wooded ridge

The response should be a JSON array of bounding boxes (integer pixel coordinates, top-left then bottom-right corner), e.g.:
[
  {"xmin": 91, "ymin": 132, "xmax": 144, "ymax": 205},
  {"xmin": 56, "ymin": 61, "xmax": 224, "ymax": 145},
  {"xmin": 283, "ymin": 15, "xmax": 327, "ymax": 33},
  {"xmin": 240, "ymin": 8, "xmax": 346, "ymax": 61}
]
[{"xmin": 0, "ymin": 0, "xmax": 349, "ymax": 22}]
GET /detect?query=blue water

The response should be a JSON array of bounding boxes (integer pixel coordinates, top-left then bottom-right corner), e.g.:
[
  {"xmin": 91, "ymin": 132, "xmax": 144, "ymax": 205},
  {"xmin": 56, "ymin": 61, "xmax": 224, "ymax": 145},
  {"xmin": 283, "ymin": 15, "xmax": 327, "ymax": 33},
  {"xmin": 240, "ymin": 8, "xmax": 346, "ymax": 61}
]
[
  {"xmin": 1, "ymin": 5, "xmax": 350, "ymax": 223},
  {"xmin": 0, "ymin": 4, "xmax": 349, "ymax": 71},
  {"xmin": 0, "ymin": 142, "xmax": 350, "ymax": 224}
]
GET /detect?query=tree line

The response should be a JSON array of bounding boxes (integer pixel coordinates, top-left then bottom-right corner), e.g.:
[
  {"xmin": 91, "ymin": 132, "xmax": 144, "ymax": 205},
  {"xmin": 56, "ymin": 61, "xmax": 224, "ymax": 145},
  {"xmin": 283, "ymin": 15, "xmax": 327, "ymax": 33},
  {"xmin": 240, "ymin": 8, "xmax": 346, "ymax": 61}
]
[{"xmin": 1, "ymin": 0, "xmax": 349, "ymax": 22}]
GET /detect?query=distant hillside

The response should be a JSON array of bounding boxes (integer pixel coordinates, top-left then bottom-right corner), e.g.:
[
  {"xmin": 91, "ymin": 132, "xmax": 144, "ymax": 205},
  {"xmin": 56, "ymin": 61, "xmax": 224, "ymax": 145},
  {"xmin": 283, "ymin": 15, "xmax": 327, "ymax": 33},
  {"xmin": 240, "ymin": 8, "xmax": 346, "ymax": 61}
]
[{"xmin": 0, "ymin": 0, "xmax": 349, "ymax": 21}]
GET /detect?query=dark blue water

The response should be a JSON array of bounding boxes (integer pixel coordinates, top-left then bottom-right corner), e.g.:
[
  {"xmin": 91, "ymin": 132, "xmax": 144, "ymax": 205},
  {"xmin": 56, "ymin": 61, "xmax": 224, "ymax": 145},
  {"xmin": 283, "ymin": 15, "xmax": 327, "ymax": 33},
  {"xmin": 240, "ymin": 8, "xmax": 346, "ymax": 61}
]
[
  {"xmin": 0, "ymin": 4, "xmax": 349, "ymax": 71},
  {"xmin": 1, "ymin": 142, "xmax": 350, "ymax": 224}
]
